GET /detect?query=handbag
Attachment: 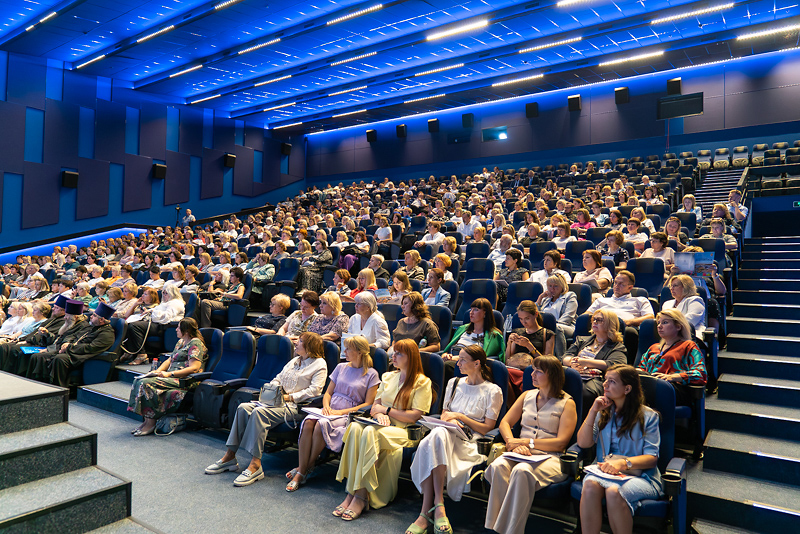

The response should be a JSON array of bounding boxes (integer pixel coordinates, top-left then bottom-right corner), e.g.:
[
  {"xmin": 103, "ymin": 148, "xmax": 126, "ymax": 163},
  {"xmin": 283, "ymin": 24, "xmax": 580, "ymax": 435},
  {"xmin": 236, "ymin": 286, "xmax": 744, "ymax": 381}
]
[
  {"xmin": 259, "ymin": 382, "xmax": 284, "ymax": 407},
  {"xmin": 155, "ymin": 413, "xmax": 188, "ymax": 436}
]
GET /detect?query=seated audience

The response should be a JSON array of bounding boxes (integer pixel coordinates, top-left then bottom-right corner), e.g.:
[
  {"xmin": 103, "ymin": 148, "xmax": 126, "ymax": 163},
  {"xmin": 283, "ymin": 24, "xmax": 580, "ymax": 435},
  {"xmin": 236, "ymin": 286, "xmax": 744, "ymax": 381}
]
[
  {"xmin": 347, "ymin": 291, "xmax": 391, "ymax": 350},
  {"xmin": 536, "ymin": 273, "xmax": 579, "ymax": 338},
  {"xmin": 392, "ymin": 292, "xmax": 441, "ymax": 353}
]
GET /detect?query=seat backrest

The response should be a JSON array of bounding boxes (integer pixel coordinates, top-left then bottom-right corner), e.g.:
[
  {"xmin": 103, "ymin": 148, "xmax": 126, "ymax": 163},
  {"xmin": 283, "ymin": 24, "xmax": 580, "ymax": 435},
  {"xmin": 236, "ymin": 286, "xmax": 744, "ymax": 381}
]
[
  {"xmin": 455, "ymin": 358, "xmax": 509, "ymax": 423},
  {"xmin": 378, "ymin": 303, "xmax": 403, "ymax": 334},
  {"xmin": 212, "ymin": 330, "xmax": 256, "ymax": 382},
  {"xmin": 428, "ymin": 305, "xmax": 453, "ymax": 348},
  {"xmin": 249, "ymin": 335, "xmax": 294, "ymax": 388},
  {"xmin": 564, "ymin": 240, "xmax": 595, "ymax": 267},
  {"xmin": 574, "ymin": 313, "xmax": 626, "ymax": 338},
  {"xmin": 625, "ymin": 257, "xmax": 666, "ymax": 297},
  {"xmin": 673, "ymin": 211, "xmax": 697, "ymax": 235},
  {"xmin": 689, "ymin": 238, "xmax": 726, "ymax": 266},
  {"xmin": 323, "ymin": 341, "xmax": 340, "ymax": 380},
  {"xmin": 502, "ymin": 281, "xmax": 544, "ymax": 317},
  {"xmin": 523, "ymin": 366, "xmax": 584, "ymax": 431},
  {"xmin": 529, "ymin": 241, "xmax": 557, "ymax": 264},
  {"xmin": 275, "ymin": 258, "xmax": 300, "ymax": 282},
  {"xmin": 441, "ymin": 279, "xmax": 460, "ymax": 314},
  {"xmin": 585, "ymin": 227, "xmax": 610, "ymax": 244},
  {"xmin": 200, "ymin": 328, "xmax": 224, "ymax": 372},
  {"xmin": 463, "ymin": 258, "xmax": 496, "ymax": 279},
  {"xmin": 107, "ymin": 318, "xmax": 127, "ymax": 356},
  {"xmin": 372, "ymin": 348, "xmax": 389, "ymax": 378},
  {"xmin": 464, "ymin": 242, "xmax": 490, "ymax": 262},
  {"xmin": 420, "ymin": 351, "xmax": 445, "ymax": 414},
  {"xmin": 634, "ymin": 318, "xmax": 659, "ymax": 367},
  {"xmin": 568, "ymin": 283, "xmax": 593, "ymax": 315},
  {"xmin": 457, "ymin": 279, "xmax": 498, "ymax": 322},
  {"xmin": 639, "ymin": 374, "xmax": 676, "ymax": 472}
]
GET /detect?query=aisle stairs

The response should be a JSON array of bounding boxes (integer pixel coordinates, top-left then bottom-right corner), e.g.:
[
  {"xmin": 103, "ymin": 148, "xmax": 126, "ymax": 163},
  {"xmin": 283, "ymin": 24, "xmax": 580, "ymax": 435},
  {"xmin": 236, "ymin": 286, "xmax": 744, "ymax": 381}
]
[
  {"xmin": 77, "ymin": 364, "xmax": 151, "ymax": 421},
  {"xmin": 693, "ymin": 169, "xmax": 741, "ymax": 216},
  {"xmin": 0, "ymin": 372, "xmax": 159, "ymax": 534},
  {"xmin": 688, "ymin": 236, "xmax": 800, "ymax": 533}
]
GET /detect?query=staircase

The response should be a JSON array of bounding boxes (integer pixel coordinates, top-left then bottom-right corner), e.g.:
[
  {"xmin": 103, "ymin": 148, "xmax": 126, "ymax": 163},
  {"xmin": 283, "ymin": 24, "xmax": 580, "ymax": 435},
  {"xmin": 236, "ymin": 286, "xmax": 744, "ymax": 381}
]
[
  {"xmin": 687, "ymin": 236, "xmax": 800, "ymax": 533},
  {"xmin": 694, "ymin": 169, "xmax": 742, "ymax": 216},
  {"xmin": 0, "ymin": 372, "xmax": 159, "ymax": 534},
  {"xmin": 77, "ymin": 364, "xmax": 150, "ymax": 421}
]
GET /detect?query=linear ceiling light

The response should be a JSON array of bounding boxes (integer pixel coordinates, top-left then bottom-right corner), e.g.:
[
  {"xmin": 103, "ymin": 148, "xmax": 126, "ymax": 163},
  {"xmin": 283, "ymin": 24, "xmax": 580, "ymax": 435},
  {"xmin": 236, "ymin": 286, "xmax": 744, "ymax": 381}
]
[
  {"xmin": 492, "ymin": 73, "xmax": 544, "ymax": 87},
  {"xmin": 427, "ymin": 20, "xmax": 488, "ymax": 41},
  {"xmin": 414, "ymin": 63, "xmax": 464, "ymax": 76},
  {"xmin": 170, "ymin": 64, "xmax": 203, "ymax": 78},
  {"xmin": 737, "ymin": 23, "xmax": 800, "ymax": 40},
  {"xmin": 263, "ymin": 102, "xmax": 296, "ymax": 112},
  {"xmin": 27, "ymin": 11, "xmax": 58, "ymax": 31},
  {"xmin": 598, "ymin": 50, "xmax": 664, "ymax": 66},
  {"xmin": 332, "ymin": 109, "xmax": 368, "ymax": 118},
  {"xmin": 404, "ymin": 94, "xmax": 446, "ymax": 104},
  {"xmin": 254, "ymin": 74, "xmax": 292, "ymax": 87},
  {"xmin": 238, "ymin": 38, "xmax": 281, "ymax": 55},
  {"xmin": 330, "ymin": 51, "xmax": 377, "ymax": 66},
  {"xmin": 190, "ymin": 94, "xmax": 222, "ymax": 104},
  {"xmin": 557, "ymin": 0, "xmax": 594, "ymax": 6},
  {"xmin": 273, "ymin": 122, "xmax": 303, "ymax": 130},
  {"xmin": 327, "ymin": 4, "xmax": 383, "ymax": 25},
  {"xmin": 215, "ymin": 0, "xmax": 243, "ymax": 9},
  {"xmin": 136, "ymin": 25, "xmax": 175, "ymax": 44},
  {"xmin": 76, "ymin": 54, "xmax": 106, "ymax": 69},
  {"xmin": 651, "ymin": 3, "xmax": 734, "ymax": 25},
  {"xmin": 328, "ymin": 85, "xmax": 368, "ymax": 96},
  {"xmin": 519, "ymin": 36, "xmax": 582, "ymax": 53}
]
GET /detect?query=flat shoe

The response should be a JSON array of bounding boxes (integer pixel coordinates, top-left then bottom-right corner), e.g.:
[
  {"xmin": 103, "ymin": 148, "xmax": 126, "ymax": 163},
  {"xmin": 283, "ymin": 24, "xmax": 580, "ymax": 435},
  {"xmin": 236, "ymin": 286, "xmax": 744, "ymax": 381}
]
[
  {"xmin": 332, "ymin": 506, "xmax": 346, "ymax": 518},
  {"xmin": 205, "ymin": 458, "xmax": 239, "ymax": 475},
  {"xmin": 133, "ymin": 427, "xmax": 154, "ymax": 437},
  {"xmin": 128, "ymin": 355, "xmax": 149, "ymax": 366},
  {"xmin": 285, "ymin": 473, "xmax": 307, "ymax": 492},
  {"xmin": 341, "ymin": 494, "xmax": 369, "ymax": 521},
  {"xmin": 233, "ymin": 467, "xmax": 264, "ymax": 486},
  {"xmin": 285, "ymin": 468, "xmax": 299, "ymax": 481}
]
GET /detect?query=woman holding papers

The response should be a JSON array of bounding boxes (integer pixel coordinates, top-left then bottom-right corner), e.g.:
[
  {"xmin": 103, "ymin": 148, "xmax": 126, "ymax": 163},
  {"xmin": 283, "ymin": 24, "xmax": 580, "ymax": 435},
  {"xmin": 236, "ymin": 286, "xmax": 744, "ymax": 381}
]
[
  {"xmin": 576, "ymin": 364, "xmax": 662, "ymax": 534},
  {"xmin": 572, "ymin": 250, "xmax": 613, "ymax": 299},
  {"xmin": 286, "ymin": 335, "xmax": 379, "ymax": 492},
  {"xmin": 484, "ymin": 355, "xmax": 577, "ymax": 534},
  {"xmin": 408, "ymin": 345, "xmax": 503, "ymax": 534}
]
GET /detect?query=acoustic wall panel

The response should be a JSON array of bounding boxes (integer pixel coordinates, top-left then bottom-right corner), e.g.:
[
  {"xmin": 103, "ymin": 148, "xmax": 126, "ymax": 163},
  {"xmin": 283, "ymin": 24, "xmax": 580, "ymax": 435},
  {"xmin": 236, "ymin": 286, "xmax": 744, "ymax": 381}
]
[
  {"xmin": 244, "ymin": 125, "xmax": 264, "ymax": 152},
  {"xmin": 213, "ymin": 116, "xmax": 236, "ymax": 153},
  {"xmin": 179, "ymin": 107, "xmax": 203, "ymax": 155},
  {"xmin": 0, "ymin": 101, "xmax": 26, "ymax": 174},
  {"xmin": 164, "ymin": 150, "xmax": 190, "ymax": 205},
  {"xmin": 22, "ymin": 162, "xmax": 60, "ymax": 228},
  {"xmin": 123, "ymin": 153, "xmax": 153, "ymax": 212},
  {"xmin": 139, "ymin": 103, "xmax": 167, "ymax": 161},
  {"xmin": 76, "ymin": 157, "xmax": 109, "ymax": 220},
  {"xmin": 95, "ymin": 100, "xmax": 126, "ymax": 162},
  {"xmin": 201, "ymin": 147, "xmax": 225, "ymax": 199},
  {"xmin": 7, "ymin": 55, "xmax": 46, "ymax": 110},
  {"xmin": 232, "ymin": 145, "xmax": 254, "ymax": 196},
  {"xmin": 0, "ymin": 171, "xmax": 3, "ymax": 232},
  {"xmin": 43, "ymin": 99, "xmax": 79, "ymax": 168},
  {"xmin": 62, "ymin": 71, "xmax": 97, "ymax": 110}
]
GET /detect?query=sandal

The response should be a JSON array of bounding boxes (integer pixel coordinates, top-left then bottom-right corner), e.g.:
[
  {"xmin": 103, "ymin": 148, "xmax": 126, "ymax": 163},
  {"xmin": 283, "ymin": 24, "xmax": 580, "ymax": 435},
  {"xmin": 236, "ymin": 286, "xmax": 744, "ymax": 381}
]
[
  {"xmin": 128, "ymin": 354, "xmax": 149, "ymax": 366},
  {"xmin": 429, "ymin": 503, "xmax": 452, "ymax": 534},
  {"xmin": 341, "ymin": 494, "xmax": 369, "ymax": 521},
  {"xmin": 405, "ymin": 513, "xmax": 432, "ymax": 534},
  {"xmin": 285, "ymin": 472, "xmax": 307, "ymax": 492},
  {"xmin": 285, "ymin": 468, "xmax": 299, "ymax": 481},
  {"xmin": 332, "ymin": 506, "xmax": 346, "ymax": 518}
]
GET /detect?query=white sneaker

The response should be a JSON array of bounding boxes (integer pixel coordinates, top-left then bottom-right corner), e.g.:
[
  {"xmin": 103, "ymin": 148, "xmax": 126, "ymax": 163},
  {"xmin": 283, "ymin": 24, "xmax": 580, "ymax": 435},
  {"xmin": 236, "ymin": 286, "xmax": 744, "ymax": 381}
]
[
  {"xmin": 233, "ymin": 467, "xmax": 264, "ymax": 486},
  {"xmin": 204, "ymin": 458, "xmax": 239, "ymax": 474}
]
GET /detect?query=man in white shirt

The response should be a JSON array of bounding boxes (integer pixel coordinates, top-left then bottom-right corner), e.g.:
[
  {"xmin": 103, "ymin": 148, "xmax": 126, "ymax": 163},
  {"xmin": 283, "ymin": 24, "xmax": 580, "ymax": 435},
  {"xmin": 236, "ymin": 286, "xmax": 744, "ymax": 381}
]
[
  {"xmin": 487, "ymin": 235, "xmax": 513, "ymax": 269},
  {"xmin": 726, "ymin": 189, "xmax": 748, "ymax": 222},
  {"xmin": 414, "ymin": 222, "xmax": 446, "ymax": 250},
  {"xmin": 457, "ymin": 211, "xmax": 481, "ymax": 241}
]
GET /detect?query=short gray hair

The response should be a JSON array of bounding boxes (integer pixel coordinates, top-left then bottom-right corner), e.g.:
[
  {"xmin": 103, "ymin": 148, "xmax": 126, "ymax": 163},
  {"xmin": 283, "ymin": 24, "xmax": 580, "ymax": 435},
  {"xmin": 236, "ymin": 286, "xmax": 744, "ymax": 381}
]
[{"xmin": 354, "ymin": 291, "xmax": 377, "ymax": 315}]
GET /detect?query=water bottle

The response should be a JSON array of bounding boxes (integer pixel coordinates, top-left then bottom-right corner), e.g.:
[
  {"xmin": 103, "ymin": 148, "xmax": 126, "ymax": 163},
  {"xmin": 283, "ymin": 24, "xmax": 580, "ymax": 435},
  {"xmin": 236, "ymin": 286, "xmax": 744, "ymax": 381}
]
[
  {"xmin": 150, "ymin": 357, "xmax": 160, "ymax": 371},
  {"xmin": 419, "ymin": 338, "xmax": 427, "ymax": 348},
  {"xmin": 503, "ymin": 314, "xmax": 514, "ymax": 337}
]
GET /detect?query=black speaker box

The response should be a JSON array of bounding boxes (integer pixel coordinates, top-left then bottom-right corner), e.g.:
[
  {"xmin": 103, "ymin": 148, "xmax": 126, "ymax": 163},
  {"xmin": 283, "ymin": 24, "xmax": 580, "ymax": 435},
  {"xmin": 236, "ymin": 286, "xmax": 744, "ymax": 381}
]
[
  {"xmin": 525, "ymin": 102, "xmax": 539, "ymax": 118},
  {"xmin": 223, "ymin": 153, "xmax": 236, "ymax": 168},
  {"xmin": 366, "ymin": 129, "xmax": 377, "ymax": 143},
  {"xmin": 462, "ymin": 113, "xmax": 474, "ymax": 128},
  {"xmin": 152, "ymin": 163, "xmax": 167, "ymax": 179},
  {"xmin": 667, "ymin": 78, "xmax": 682, "ymax": 95},
  {"xmin": 428, "ymin": 118, "xmax": 439, "ymax": 133},
  {"xmin": 568, "ymin": 95, "xmax": 582, "ymax": 112},
  {"xmin": 615, "ymin": 87, "xmax": 630, "ymax": 104},
  {"xmin": 61, "ymin": 170, "xmax": 78, "ymax": 188},
  {"xmin": 396, "ymin": 124, "xmax": 407, "ymax": 138},
  {"xmin": 281, "ymin": 142, "xmax": 292, "ymax": 156}
]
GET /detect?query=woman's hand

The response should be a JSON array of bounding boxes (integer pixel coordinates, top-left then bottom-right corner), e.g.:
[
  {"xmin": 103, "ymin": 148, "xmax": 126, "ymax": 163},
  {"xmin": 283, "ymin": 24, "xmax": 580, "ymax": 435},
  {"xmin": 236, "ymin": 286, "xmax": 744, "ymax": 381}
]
[
  {"xmin": 440, "ymin": 411, "xmax": 461, "ymax": 423},
  {"xmin": 370, "ymin": 403, "xmax": 387, "ymax": 418},
  {"xmin": 505, "ymin": 437, "xmax": 529, "ymax": 450},
  {"xmin": 591, "ymin": 395, "xmax": 613, "ymax": 412},
  {"xmin": 511, "ymin": 445, "xmax": 532, "ymax": 456},
  {"xmin": 598, "ymin": 458, "xmax": 627, "ymax": 475},
  {"xmin": 375, "ymin": 413, "xmax": 391, "ymax": 426}
]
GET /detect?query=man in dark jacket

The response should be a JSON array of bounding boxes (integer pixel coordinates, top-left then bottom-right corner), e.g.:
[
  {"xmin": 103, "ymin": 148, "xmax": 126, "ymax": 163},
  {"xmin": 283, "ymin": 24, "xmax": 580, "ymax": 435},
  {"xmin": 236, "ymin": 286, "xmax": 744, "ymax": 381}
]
[{"xmin": 0, "ymin": 295, "xmax": 68, "ymax": 375}]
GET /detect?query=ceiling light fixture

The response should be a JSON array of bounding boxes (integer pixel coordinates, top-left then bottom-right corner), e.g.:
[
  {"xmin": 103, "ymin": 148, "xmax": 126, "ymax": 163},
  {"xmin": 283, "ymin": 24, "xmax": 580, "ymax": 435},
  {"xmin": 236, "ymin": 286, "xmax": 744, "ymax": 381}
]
[
  {"xmin": 254, "ymin": 74, "xmax": 292, "ymax": 87},
  {"xmin": 519, "ymin": 36, "xmax": 582, "ymax": 53},
  {"xmin": 650, "ymin": 3, "xmax": 734, "ymax": 25},
  {"xmin": 273, "ymin": 122, "xmax": 303, "ymax": 130},
  {"xmin": 737, "ymin": 23, "xmax": 800, "ymax": 41},
  {"xmin": 40, "ymin": 11, "xmax": 58, "ymax": 23},
  {"xmin": 330, "ymin": 51, "xmax": 377, "ymax": 66},
  {"xmin": 403, "ymin": 94, "xmax": 446, "ymax": 104},
  {"xmin": 214, "ymin": 0, "xmax": 243, "ymax": 10},
  {"xmin": 328, "ymin": 85, "xmax": 368, "ymax": 96},
  {"xmin": 556, "ymin": 0, "xmax": 594, "ymax": 6},
  {"xmin": 263, "ymin": 102, "xmax": 296, "ymax": 112},
  {"xmin": 76, "ymin": 54, "xmax": 106, "ymax": 69},
  {"xmin": 190, "ymin": 94, "xmax": 222, "ymax": 105},
  {"xmin": 332, "ymin": 109, "xmax": 368, "ymax": 118},
  {"xmin": 414, "ymin": 63, "xmax": 464, "ymax": 76},
  {"xmin": 238, "ymin": 38, "xmax": 281, "ymax": 55},
  {"xmin": 492, "ymin": 73, "xmax": 544, "ymax": 87},
  {"xmin": 170, "ymin": 64, "xmax": 203, "ymax": 78},
  {"xmin": 136, "ymin": 25, "xmax": 175, "ymax": 44},
  {"xmin": 427, "ymin": 20, "xmax": 488, "ymax": 41},
  {"xmin": 327, "ymin": 4, "xmax": 383, "ymax": 25},
  {"xmin": 598, "ymin": 50, "xmax": 664, "ymax": 66}
]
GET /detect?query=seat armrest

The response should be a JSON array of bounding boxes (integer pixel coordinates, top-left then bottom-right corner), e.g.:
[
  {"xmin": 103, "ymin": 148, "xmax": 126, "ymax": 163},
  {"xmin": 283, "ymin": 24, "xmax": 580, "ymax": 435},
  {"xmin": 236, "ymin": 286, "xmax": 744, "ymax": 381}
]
[
  {"xmin": 224, "ymin": 378, "xmax": 248, "ymax": 389},
  {"xmin": 689, "ymin": 384, "xmax": 706, "ymax": 400},
  {"xmin": 179, "ymin": 371, "xmax": 212, "ymax": 388},
  {"xmin": 300, "ymin": 395, "xmax": 324, "ymax": 408},
  {"xmin": 560, "ymin": 449, "xmax": 580, "ymax": 479},
  {"xmin": 663, "ymin": 457, "xmax": 687, "ymax": 498},
  {"xmin": 451, "ymin": 320, "xmax": 464, "ymax": 328}
]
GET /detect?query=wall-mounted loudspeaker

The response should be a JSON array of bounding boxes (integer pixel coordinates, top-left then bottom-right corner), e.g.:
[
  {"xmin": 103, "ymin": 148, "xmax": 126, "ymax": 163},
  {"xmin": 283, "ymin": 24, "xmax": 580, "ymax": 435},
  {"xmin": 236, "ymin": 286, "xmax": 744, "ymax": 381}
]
[
  {"xmin": 568, "ymin": 95, "xmax": 582, "ymax": 112},
  {"xmin": 462, "ymin": 113, "xmax": 474, "ymax": 128},
  {"xmin": 366, "ymin": 129, "xmax": 377, "ymax": 143},
  {"xmin": 61, "ymin": 170, "xmax": 79, "ymax": 188},
  {"xmin": 428, "ymin": 118, "xmax": 439, "ymax": 133},
  {"xmin": 615, "ymin": 87, "xmax": 630, "ymax": 105},
  {"xmin": 525, "ymin": 102, "xmax": 539, "ymax": 118},
  {"xmin": 223, "ymin": 153, "xmax": 237, "ymax": 168},
  {"xmin": 667, "ymin": 78, "xmax": 682, "ymax": 95},
  {"xmin": 396, "ymin": 124, "xmax": 407, "ymax": 138},
  {"xmin": 152, "ymin": 163, "xmax": 167, "ymax": 179},
  {"xmin": 281, "ymin": 142, "xmax": 292, "ymax": 156}
]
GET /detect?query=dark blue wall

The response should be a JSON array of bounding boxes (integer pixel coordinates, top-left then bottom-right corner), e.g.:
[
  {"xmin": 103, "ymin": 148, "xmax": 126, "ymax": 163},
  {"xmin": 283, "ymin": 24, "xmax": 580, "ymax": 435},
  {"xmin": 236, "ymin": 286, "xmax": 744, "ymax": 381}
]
[
  {"xmin": 306, "ymin": 48, "xmax": 800, "ymax": 184},
  {"xmin": 0, "ymin": 51, "xmax": 306, "ymax": 249}
]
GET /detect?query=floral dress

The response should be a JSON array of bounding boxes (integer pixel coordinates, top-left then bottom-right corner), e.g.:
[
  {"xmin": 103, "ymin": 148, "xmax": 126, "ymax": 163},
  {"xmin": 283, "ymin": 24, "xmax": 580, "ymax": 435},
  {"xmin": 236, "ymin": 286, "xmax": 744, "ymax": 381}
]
[{"xmin": 127, "ymin": 338, "xmax": 208, "ymax": 419}]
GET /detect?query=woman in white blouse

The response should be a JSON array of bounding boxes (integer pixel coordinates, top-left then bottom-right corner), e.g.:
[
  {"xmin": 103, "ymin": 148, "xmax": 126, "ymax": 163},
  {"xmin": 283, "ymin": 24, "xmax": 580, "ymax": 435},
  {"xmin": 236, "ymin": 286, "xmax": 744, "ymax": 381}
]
[
  {"xmin": 205, "ymin": 332, "xmax": 328, "ymax": 486},
  {"xmin": 661, "ymin": 275, "xmax": 706, "ymax": 334},
  {"xmin": 408, "ymin": 345, "xmax": 503, "ymax": 534},
  {"xmin": 572, "ymin": 250, "xmax": 613, "ymax": 300},
  {"xmin": 535, "ymin": 273, "xmax": 579, "ymax": 338},
  {"xmin": 348, "ymin": 291, "xmax": 391, "ymax": 350},
  {"xmin": 0, "ymin": 302, "xmax": 35, "ymax": 339}
]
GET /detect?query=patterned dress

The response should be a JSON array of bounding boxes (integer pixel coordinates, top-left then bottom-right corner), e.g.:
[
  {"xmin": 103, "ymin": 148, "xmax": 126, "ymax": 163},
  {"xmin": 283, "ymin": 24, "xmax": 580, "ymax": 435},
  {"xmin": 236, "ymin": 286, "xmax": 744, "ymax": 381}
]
[{"xmin": 127, "ymin": 338, "xmax": 208, "ymax": 419}]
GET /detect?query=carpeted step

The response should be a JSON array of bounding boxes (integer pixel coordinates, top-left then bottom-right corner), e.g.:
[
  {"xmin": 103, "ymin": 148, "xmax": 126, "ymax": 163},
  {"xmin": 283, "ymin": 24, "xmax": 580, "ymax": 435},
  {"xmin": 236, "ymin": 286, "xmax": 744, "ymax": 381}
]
[
  {"xmin": 717, "ymin": 373, "xmax": 800, "ymax": 407},
  {"xmin": 0, "ymin": 466, "xmax": 130, "ymax": 533},
  {"xmin": 0, "ymin": 372, "xmax": 68, "ymax": 435},
  {"xmin": 687, "ymin": 464, "xmax": 800, "ymax": 532},
  {"xmin": 737, "ymin": 278, "xmax": 800, "ymax": 291},
  {"xmin": 732, "ymin": 303, "xmax": 800, "ymax": 321},
  {"xmin": 718, "ymin": 352, "xmax": 800, "ymax": 380},
  {"xmin": 703, "ymin": 429, "xmax": 800, "ymax": 486},
  {"xmin": 706, "ymin": 396, "xmax": 800, "ymax": 440},
  {"xmin": 726, "ymin": 333, "xmax": 800, "ymax": 356},
  {"xmin": 86, "ymin": 518, "xmax": 164, "ymax": 534},
  {"xmin": 0, "ymin": 422, "xmax": 95, "ymax": 491},
  {"xmin": 731, "ymin": 290, "xmax": 800, "ymax": 305},
  {"xmin": 77, "ymin": 381, "xmax": 139, "ymax": 422},
  {"xmin": 740, "ymin": 259, "xmax": 800, "ymax": 270},
  {"xmin": 726, "ymin": 317, "xmax": 800, "ymax": 338},
  {"xmin": 115, "ymin": 364, "xmax": 150, "ymax": 385},
  {"xmin": 738, "ymin": 268, "xmax": 800, "ymax": 279},
  {"xmin": 692, "ymin": 518, "xmax": 761, "ymax": 534},
  {"xmin": 741, "ymin": 251, "xmax": 800, "ymax": 260},
  {"xmin": 746, "ymin": 236, "xmax": 800, "ymax": 244}
]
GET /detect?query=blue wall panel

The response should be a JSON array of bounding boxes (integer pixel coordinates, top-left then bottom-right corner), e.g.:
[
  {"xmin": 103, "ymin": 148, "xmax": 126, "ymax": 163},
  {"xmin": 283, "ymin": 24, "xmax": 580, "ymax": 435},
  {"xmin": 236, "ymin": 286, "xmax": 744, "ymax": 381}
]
[
  {"xmin": 233, "ymin": 145, "xmax": 254, "ymax": 196},
  {"xmin": 22, "ymin": 162, "xmax": 60, "ymax": 228},
  {"xmin": 78, "ymin": 107, "xmax": 95, "ymax": 160},
  {"xmin": 166, "ymin": 106, "xmax": 179, "ymax": 153},
  {"xmin": 7, "ymin": 55, "xmax": 46, "ymax": 110},
  {"xmin": 62, "ymin": 71, "xmax": 97, "ymax": 110},
  {"xmin": 43, "ymin": 99, "xmax": 79, "ymax": 168},
  {"xmin": 24, "ymin": 108, "xmax": 44, "ymax": 164},
  {"xmin": 201, "ymin": 147, "xmax": 225, "ymax": 199},
  {"xmin": 139, "ymin": 103, "xmax": 167, "ymax": 160},
  {"xmin": 213, "ymin": 116, "xmax": 235, "ymax": 153},
  {"xmin": 0, "ymin": 171, "xmax": 3, "ymax": 231},
  {"xmin": 125, "ymin": 107, "xmax": 140, "ymax": 155},
  {"xmin": 45, "ymin": 59, "xmax": 63, "ymax": 101},
  {"xmin": 0, "ymin": 101, "xmax": 26, "ymax": 174},
  {"xmin": 179, "ymin": 107, "xmax": 203, "ymax": 156},
  {"xmin": 123, "ymin": 153, "xmax": 153, "ymax": 212},
  {"xmin": 76, "ymin": 157, "xmax": 109, "ymax": 220},
  {"xmin": 164, "ymin": 150, "xmax": 190, "ymax": 205},
  {"xmin": 95, "ymin": 100, "xmax": 126, "ymax": 162},
  {"xmin": 244, "ymin": 124, "xmax": 264, "ymax": 152}
]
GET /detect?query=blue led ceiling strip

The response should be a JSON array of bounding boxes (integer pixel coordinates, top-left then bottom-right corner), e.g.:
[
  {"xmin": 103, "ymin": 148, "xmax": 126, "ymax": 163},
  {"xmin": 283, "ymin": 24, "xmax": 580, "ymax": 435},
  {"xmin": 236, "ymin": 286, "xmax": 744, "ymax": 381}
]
[
  {"xmin": 0, "ymin": 0, "xmax": 88, "ymax": 46},
  {"xmin": 226, "ymin": 0, "xmax": 754, "ymax": 118},
  {"xmin": 267, "ymin": 14, "xmax": 800, "ymax": 130}
]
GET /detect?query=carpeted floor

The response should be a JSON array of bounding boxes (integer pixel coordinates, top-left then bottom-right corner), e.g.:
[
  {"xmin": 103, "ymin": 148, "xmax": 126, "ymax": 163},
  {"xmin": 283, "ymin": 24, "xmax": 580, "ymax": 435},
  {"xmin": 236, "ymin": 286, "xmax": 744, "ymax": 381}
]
[{"xmin": 68, "ymin": 401, "xmax": 575, "ymax": 534}]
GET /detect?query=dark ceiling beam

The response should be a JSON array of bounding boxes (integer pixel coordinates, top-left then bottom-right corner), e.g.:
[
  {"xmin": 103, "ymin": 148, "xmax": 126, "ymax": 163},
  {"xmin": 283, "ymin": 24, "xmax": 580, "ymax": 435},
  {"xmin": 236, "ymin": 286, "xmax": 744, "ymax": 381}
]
[{"xmin": 0, "ymin": 0, "xmax": 89, "ymax": 47}]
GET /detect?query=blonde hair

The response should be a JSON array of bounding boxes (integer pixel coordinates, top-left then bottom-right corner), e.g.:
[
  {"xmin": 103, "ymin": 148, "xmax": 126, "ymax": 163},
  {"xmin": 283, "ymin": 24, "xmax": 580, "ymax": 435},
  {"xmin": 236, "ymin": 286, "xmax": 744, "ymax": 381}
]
[
  {"xmin": 546, "ymin": 272, "xmax": 569, "ymax": 294},
  {"xmin": 682, "ymin": 194, "xmax": 696, "ymax": 208},
  {"xmin": 319, "ymin": 292, "xmax": 343, "ymax": 315},
  {"xmin": 404, "ymin": 249, "xmax": 421, "ymax": 265},
  {"xmin": 657, "ymin": 308, "xmax": 692, "ymax": 343},
  {"xmin": 592, "ymin": 309, "xmax": 624, "ymax": 343},
  {"xmin": 357, "ymin": 268, "xmax": 377, "ymax": 290},
  {"xmin": 344, "ymin": 334, "xmax": 373, "ymax": 375},
  {"xmin": 434, "ymin": 253, "xmax": 452, "ymax": 268},
  {"xmin": 669, "ymin": 274, "xmax": 698, "ymax": 298}
]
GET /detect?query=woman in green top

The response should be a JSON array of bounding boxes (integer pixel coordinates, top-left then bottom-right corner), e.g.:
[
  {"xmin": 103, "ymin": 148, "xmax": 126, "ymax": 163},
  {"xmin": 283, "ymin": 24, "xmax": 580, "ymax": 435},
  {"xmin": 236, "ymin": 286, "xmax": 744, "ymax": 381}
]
[{"xmin": 442, "ymin": 298, "xmax": 505, "ymax": 381}]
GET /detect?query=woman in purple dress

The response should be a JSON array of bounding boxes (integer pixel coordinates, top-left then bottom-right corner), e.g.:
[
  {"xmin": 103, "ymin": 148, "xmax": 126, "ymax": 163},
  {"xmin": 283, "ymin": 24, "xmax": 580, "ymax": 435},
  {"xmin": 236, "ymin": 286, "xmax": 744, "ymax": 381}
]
[{"xmin": 285, "ymin": 335, "xmax": 380, "ymax": 492}]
